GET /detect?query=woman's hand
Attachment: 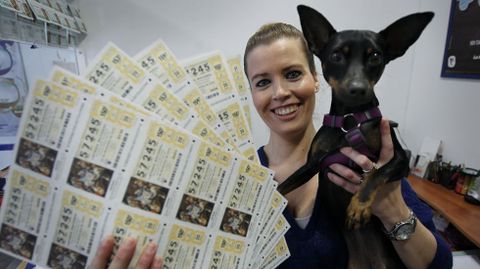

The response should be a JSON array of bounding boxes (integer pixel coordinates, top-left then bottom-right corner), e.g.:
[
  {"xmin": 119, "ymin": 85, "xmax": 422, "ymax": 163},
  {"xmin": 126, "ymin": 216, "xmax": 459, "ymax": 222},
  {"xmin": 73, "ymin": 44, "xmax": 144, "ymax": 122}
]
[
  {"xmin": 326, "ymin": 118, "xmax": 408, "ymax": 219},
  {"xmin": 327, "ymin": 118, "xmax": 394, "ymax": 191},
  {"xmin": 90, "ymin": 236, "xmax": 163, "ymax": 269}
]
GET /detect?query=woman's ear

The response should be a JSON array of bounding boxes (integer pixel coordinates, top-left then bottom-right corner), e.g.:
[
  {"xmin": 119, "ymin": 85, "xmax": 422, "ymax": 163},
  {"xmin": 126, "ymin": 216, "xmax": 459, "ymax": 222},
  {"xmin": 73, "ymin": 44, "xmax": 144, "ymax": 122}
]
[{"xmin": 315, "ymin": 81, "xmax": 320, "ymax": 93}]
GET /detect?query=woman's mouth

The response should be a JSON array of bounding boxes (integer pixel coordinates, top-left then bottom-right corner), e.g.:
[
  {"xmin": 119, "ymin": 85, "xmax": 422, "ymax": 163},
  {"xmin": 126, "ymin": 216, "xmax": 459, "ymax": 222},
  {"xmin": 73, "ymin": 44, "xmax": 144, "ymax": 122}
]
[{"xmin": 273, "ymin": 104, "xmax": 299, "ymax": 116}]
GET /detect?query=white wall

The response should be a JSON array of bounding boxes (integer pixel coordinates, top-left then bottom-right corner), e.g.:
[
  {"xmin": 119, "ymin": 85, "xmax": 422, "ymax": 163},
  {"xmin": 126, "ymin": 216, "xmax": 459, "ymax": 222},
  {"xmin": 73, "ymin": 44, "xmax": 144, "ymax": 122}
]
[{"xmin": 78, "ymin": 0, "xmax": 480, "ymax": 168}]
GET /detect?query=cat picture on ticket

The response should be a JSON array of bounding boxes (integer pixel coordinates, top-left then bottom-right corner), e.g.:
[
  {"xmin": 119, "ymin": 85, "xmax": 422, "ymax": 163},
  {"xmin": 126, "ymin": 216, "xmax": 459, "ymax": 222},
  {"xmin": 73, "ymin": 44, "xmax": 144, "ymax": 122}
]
[
  {"xmin": 0, "ymin": 224, "xmax": 36, "ymax": 259},
  {"xmin": 176, "ymin": 194, "xmax": 214, "ymax": 227},
  {"xmin": 15, "ymin": 138, "xmax": 57, "ymax": 177},
  {"xmin": 47, "ymin": 243, "xmax": 87, "ymax": 269},
  {"xmin": 220, "ymin": 208, "xmax": 252, "ymax": 237},
  {"xmin": 66, "ymin": 158, "xmax": 113, "ymax": 197},
  {"xmin": 122, "ymin": 177, "xmax": 169, "ymax": 214}
]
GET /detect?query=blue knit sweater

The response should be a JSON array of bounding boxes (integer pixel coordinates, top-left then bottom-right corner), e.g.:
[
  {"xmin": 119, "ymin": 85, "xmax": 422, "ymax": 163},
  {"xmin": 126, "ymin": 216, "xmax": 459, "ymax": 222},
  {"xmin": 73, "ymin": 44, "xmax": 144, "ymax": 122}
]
[{"xmin": 258, "ymin": 146, "xmax": 453, "ymax": 269}]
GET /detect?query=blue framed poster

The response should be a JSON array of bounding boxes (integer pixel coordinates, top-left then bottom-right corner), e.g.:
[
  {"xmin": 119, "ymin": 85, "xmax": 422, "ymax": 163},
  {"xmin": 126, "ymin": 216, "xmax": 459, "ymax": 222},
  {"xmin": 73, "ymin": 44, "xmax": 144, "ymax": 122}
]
[{"xmin": 441, "ymin": 0, "xmax": 480, "ymax": 79}]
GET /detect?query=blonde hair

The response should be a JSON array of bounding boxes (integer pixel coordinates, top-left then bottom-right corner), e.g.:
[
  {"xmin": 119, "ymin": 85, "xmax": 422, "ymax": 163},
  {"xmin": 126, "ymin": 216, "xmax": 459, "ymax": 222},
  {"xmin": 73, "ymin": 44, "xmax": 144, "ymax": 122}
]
[{"xmin": 244, "ymin": 22, "xmax": 316, "ymax": 77}]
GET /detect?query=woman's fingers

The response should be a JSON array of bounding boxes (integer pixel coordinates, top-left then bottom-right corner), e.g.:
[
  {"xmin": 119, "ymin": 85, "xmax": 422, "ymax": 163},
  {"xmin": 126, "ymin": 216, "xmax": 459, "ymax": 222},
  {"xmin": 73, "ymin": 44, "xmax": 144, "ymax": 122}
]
[
  {"xmin": 340, "ymin": 147, "xmax": 376, "ymax": 172},
  {"xmin": 378, "ymin": 118, "xmax": 394, "ymax": 166},
  {"xmin": 90, "ymin": 235, "xmax": 115, "ymax": 269},
  {"xmin": 327, "ymin": 163, "xmax": 363, "ymax": 193},
  {"xmin": 151, "ymin": 256, "xmax": 164, "ymax": 269},
  {"xmin": 135, "ymin": 242, "xmax": 158, "ymax": 269},
  {"xmin": 329, "ymin": 163, "xmax": 363, "ymax": 184},
  {"xmin": 338, "ymin": 118, "xmax": 395, "ymax": 174},
  {"xmin": 109, "ymin": 236, "xmax": 137, "ymax": 269},
  {"xmin": 90, "ymin": 236, "xmax": 163, "ymax": 269}
]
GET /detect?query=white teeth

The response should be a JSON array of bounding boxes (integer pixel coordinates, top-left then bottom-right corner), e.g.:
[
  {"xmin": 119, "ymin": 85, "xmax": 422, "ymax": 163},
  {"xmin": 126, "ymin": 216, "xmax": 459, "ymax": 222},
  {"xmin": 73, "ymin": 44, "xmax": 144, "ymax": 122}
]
[{"xmin": 274, "ymin": 105, "xmax": 298, "ymax": 115}]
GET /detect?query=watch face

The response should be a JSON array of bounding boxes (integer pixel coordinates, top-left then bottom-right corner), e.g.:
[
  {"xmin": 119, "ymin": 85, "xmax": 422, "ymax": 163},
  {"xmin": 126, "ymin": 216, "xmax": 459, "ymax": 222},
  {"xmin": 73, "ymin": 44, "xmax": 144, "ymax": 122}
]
[{"xmin": 395, "ymin": 223, "xmax": 415, "ymax": 240}]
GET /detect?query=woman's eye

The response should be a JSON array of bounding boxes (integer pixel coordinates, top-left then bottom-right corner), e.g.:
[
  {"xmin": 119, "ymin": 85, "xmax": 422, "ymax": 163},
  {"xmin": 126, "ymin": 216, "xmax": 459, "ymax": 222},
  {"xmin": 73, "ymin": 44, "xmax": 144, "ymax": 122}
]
[
  {"xmin": 329, "ymin": 52, "xmax": 344, "ymax": 63},
  {"xmin": 368, "ymin": 52, "xmax": 383, "ymax": 66},
  {"xmin": 285, "ymin": 70, "xmax": 301, "ymax": 80},
  {"xmin": 255, "ymin": 79, "xmax": 270, "ymax": 88}
]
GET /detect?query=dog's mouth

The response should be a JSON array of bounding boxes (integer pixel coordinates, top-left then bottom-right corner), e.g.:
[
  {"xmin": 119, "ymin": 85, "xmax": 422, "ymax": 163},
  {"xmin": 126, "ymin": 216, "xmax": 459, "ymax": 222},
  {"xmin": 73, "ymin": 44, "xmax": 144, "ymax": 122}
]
[{"xmin": 272, "ymin": 104, "xmax": 299, "ymax": 116}]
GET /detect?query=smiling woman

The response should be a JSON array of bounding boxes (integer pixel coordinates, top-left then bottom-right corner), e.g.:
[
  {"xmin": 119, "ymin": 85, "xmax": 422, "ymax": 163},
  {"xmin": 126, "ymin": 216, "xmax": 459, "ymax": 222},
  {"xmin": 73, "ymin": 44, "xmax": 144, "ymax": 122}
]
[{"xmin": 244, "ymin": 24, "xmax": 319, "ymax": 140}]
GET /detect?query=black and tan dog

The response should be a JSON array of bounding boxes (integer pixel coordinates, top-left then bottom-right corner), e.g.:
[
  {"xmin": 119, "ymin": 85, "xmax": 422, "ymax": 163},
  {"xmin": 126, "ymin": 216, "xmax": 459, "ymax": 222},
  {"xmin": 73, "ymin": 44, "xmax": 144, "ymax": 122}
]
[{"xmin": 277, "ymin": 5, "xmax": 434, "ymax": 269}]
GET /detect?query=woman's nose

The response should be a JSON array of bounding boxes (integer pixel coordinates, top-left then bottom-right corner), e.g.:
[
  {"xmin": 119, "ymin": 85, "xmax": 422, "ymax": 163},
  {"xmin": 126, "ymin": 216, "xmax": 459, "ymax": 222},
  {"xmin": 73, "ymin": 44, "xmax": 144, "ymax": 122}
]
[{"xmin": 272, "ymin": 81, "xmax": 290, "ymax": 100}]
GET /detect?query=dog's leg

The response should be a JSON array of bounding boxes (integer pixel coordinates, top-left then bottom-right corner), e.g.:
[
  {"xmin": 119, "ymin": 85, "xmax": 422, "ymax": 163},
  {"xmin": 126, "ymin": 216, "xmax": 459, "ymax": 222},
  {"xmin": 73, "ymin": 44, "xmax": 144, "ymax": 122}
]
[
  {"xmin": 277, "ymin": 162, "xmax": 321, "ymax": 195},
  {"xmin": 346, "ymin": 167, "xmax": 386, "ymax": 229},
  {"xmin": 346, "ymin": 128, "xmax": 409, "ymax": 229}
]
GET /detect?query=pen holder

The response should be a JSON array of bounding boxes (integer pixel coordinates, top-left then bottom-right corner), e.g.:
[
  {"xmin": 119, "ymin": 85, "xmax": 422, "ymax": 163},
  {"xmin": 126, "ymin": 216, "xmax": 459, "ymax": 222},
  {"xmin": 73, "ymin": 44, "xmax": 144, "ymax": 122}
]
[
  {"xmin": 464, "ymin": 169, "xmax": 480, "ymax": 205},
  {"xmin": 455, "ymin": 167, "xmax": 479, "ymax": 195}
]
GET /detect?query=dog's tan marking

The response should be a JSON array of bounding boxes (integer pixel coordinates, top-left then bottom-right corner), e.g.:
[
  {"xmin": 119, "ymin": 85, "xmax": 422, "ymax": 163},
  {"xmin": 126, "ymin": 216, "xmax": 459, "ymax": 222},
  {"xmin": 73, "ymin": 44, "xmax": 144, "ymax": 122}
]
[
  {"xmin": 342, "ymin": 46, "xmax": 350, "ymax": 54},
  {"xmin": 346, "ymin": 169, "xmax": 385, "ymax": 229},
  {"xmin": 328, "ymin": 78, "xmax": 340, "ymax": 92}
]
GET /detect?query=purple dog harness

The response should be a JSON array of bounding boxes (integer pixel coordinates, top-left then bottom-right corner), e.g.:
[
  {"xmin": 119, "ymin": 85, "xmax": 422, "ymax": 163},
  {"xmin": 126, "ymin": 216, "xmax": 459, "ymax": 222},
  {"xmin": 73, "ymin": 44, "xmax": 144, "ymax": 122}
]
[{"xmin": 320, "ymin": 107, "xmax": 382, "ymax": 172}]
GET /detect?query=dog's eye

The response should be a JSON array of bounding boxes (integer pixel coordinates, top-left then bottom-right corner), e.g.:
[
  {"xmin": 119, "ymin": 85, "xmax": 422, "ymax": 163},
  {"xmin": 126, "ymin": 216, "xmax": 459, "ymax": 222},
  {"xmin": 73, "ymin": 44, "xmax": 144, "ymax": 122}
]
[
  {"xmin": 368, "ymin": 52, "xmax": 383, "ymax": 66},
  {"xmin": 329, "ymin": 52, "xmax": 344, "ymax": 63},
  {"xmin": 285, "ymin": 70, "xmax": 301, "ymax": 80}
]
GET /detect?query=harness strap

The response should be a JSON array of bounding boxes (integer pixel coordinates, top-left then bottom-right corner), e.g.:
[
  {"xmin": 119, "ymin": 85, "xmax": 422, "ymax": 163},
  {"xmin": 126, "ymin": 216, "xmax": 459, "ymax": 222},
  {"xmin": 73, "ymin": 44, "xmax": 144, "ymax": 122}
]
[
  {"xmin": 320, "ymin": 107, "xmax": 382, "ymax": 172},
  {"xmin": 323, "ymin": 107, "xmax": 382, "ymax": 131}
]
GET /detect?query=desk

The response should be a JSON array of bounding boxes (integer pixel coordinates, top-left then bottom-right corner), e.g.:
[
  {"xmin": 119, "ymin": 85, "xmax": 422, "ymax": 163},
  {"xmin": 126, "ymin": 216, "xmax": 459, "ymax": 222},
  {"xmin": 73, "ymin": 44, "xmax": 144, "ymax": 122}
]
[{"xmin": 407, "ymin": 175, "xmax": 480, "ymax": 247}]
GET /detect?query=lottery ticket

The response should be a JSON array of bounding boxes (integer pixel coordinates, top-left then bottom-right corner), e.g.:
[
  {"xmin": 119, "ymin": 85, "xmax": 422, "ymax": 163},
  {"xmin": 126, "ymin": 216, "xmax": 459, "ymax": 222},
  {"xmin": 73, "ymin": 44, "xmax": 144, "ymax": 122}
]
[
  {"xmin": 0, "ymin": 0, "xmax": 34, "ymax": 20},
  {"xmin": 82, "ymin": 43, "xmax": 228, "ymax": 149},
  {"xmin": 259, "ymin": 237, "xmax": 290, "ymax": 269},
  {"xmin": 249, "ymin": 190, "xmax": 288, "ymax": 268},
  {"xmin": 0, "ymin": 80, "xmax": 116, "ymax": 266},
  {"xmin": 182, "ymin": 52, "xmax": 258, "ymax": 162},
  {"xmin": 252, "ymin": 215, "xmax": 290, "ymax": 267},
  {"xmin": 50, "ymin": 66, "xmax": 151, "ymax": 118},
  {"xmin": 227, "ymin": 55, "xmax": 253, "ymax": 131},
  {"xmin": 0, "ymin": 74, "xmax": 284, "ymax": 268},
  {"xmin": 135, "ymin": 40, "xmax": 237, "ymax": 157}
]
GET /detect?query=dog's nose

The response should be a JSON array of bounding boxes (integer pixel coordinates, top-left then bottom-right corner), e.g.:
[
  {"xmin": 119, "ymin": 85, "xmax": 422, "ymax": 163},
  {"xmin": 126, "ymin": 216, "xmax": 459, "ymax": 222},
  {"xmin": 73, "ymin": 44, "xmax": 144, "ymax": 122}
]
[{"xmin": 348, "ymin": 81, "xmax": 367, "ymax": 96}]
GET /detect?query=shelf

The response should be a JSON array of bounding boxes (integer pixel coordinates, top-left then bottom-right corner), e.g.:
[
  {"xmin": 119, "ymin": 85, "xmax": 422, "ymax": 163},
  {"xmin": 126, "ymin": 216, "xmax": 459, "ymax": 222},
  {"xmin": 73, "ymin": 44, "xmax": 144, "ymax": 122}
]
[{"xmin": 407, "ymin": 175, "xmax": 480, "ymax": 247}]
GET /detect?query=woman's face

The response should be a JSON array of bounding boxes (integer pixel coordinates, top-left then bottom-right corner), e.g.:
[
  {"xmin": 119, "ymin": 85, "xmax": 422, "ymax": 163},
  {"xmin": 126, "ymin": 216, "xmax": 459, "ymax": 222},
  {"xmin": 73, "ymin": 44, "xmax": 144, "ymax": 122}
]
[{"xmin": 246, "ymin": 38, "xmax": 317, "ymax": 138}]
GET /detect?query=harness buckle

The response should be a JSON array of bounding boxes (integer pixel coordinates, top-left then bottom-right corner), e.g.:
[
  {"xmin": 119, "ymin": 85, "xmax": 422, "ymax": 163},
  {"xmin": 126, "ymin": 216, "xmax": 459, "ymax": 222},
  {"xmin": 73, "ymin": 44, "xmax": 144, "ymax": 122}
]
[{"xmin": 341, "ymin": 113, "xmax": 361, "ymax": 133}]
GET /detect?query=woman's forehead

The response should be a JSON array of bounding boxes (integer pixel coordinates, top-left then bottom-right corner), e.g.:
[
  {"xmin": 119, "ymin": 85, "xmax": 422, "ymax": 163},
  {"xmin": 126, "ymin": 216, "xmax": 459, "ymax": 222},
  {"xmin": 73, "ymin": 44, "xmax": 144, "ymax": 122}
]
[{"xmin": 246, "ymin": 38, "xmax": 308, "ymax": 75}]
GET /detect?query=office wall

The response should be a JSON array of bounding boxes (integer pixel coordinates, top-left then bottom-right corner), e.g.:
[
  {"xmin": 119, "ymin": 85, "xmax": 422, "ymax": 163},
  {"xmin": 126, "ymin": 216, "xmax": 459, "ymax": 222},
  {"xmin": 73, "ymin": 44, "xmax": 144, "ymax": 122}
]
[{"xmin": 78, "ymin": 0, "xmax": 480, "ymax": 167}]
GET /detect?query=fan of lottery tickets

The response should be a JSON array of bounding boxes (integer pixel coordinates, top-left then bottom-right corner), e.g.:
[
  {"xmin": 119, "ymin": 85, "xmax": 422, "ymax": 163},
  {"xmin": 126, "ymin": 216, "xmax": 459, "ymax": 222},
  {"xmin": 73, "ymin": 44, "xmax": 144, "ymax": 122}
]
[{"xmin": 0, "ymin": 40, "xmax": 291, "ymax": 269}]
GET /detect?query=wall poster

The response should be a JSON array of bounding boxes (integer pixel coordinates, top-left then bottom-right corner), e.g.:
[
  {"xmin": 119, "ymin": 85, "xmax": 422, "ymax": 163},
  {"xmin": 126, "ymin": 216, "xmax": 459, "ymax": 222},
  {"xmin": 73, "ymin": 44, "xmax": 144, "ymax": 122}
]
[
  {"xmin": 441, "ymin": 0, "xmax": 480, "ymax": 79},
  {"xmin": 0, "ymin": 40, "xmax": 28, "ymax": 139}
]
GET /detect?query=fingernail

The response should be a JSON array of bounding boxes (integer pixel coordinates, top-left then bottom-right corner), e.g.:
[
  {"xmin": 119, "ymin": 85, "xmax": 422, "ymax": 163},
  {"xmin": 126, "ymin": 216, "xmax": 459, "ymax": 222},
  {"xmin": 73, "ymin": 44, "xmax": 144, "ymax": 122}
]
[
  {"xmin": 146, "ymin": 243, "xmax": 157, "ymax": 254},
  {"xmin": 340, "ymin": 147, "xmax": 352, "ymax": 154},
  {"xmin": 125, "ymin": 236, "xmax": 137, "ymax": 249},
  {"xmin": 153, "ymin": 255, "xmax": 163, "ymax": 268},
  {"xmin": 101, "ymin": 235, "xmax": 113, "ymax": 246}
]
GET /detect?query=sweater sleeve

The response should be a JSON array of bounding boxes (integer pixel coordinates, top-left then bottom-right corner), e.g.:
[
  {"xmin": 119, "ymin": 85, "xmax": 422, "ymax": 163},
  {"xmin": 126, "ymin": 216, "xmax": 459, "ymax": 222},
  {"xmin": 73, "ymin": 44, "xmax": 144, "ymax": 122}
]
[{"xmin": 401, "ymin": 178, "xmax": 453, "ymax": 269}]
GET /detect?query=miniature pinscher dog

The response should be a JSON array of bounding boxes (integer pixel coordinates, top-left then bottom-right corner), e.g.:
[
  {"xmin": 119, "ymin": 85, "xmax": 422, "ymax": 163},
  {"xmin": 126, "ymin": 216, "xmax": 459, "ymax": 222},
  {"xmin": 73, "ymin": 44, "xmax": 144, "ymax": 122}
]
[{"xmin": 277, "ymin": 5, "xmax": 434, "ymax": 269}]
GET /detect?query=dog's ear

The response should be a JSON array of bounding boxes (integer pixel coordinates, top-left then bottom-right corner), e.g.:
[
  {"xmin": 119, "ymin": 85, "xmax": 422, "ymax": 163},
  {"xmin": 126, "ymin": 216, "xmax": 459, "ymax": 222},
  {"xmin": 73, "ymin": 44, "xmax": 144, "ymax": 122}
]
[
  {"xmin": 297, "ymin": 5, "xmax": 336, "ymax": 57},
  {"xmin": 379, "ymin": 12, "xmax": 434, "ymax": 63}
]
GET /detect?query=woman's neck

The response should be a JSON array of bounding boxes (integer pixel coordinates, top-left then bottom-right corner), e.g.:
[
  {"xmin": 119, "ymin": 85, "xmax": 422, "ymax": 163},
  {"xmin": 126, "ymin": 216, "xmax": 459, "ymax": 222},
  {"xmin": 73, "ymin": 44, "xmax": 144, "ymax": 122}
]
[
  {"xmin": 264, "ymin": 122, "xmax": 318, "ymax": 218},
  {"xmin": 264, "ymin": 122, "xmax": 316, "ymax": 169}
]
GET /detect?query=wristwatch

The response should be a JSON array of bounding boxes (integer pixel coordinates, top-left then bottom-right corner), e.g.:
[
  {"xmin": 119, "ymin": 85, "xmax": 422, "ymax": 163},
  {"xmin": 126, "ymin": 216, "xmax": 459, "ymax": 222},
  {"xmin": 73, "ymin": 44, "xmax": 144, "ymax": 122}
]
[{"xmin": 383, "ymin": 209, "xmax": 417, "ymax": 241}]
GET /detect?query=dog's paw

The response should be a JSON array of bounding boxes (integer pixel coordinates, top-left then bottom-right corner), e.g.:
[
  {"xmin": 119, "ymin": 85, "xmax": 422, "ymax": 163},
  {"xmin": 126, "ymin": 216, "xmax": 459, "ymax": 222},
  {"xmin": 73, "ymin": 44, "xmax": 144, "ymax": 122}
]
[{"xmin": 346, "ymin": 195, "xmax": 373, "ymax": 229}]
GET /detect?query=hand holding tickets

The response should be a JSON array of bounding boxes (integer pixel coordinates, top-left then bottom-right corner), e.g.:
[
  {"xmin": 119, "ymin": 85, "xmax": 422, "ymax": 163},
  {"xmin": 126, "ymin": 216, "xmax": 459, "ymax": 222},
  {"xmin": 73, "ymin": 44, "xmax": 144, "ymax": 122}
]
[{"xmin": 0, "ymin": 40, "xmax": 290, "ymax": 269}]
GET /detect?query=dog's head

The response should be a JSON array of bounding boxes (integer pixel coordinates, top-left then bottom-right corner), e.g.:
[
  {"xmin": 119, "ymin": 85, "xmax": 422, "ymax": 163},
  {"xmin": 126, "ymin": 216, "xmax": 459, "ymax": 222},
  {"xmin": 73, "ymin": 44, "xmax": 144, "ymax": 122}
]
[{"xmin": 297, "ymin": 5, "xmax": 433, "ymax": 108}]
